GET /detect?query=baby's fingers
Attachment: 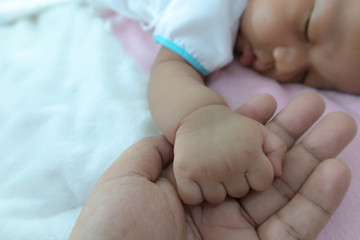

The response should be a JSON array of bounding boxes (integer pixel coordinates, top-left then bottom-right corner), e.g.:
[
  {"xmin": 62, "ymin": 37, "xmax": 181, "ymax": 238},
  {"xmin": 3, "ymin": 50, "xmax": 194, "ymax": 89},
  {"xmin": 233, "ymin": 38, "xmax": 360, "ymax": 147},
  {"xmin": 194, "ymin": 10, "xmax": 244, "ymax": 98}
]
[
  {"xmin": 262, "ymin": 128, "xmax": 287, "ymax": 176},
  {"xmin": 246, "ymin": 153, "xmax": 275, "ymax": 191},
  {"xmin": 246, "ymin": 129, "xmax": 286, "ymax": 192},
  {"xmin": 175, "ymin": 174, "xmax": 228, "ymax": 205},
  {"xmin": 175, "ymin": 176, "xmax": 203, "ymax": 205},
  {"xmin": 200, "ymin": 182, "xmax": 227, "ymax": 204}
]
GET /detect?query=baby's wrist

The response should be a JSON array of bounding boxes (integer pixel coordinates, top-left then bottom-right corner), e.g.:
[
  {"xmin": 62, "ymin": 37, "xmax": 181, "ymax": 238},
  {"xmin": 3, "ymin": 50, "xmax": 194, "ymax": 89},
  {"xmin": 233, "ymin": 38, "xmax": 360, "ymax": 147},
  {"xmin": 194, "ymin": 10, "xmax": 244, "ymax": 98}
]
[{"xmin": 176, "ymin": 104, "xmax": 231, "ymax": 137}]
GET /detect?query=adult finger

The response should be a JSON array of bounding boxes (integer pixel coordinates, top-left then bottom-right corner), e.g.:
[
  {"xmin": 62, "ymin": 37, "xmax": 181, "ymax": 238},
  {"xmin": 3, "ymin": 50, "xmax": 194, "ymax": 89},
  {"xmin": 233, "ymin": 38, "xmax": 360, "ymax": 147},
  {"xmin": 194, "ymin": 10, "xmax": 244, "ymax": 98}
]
[
  {"xmin": 100, "ymin": 135, "xmax": 174, "ymax": 183},
  {"xmin": 240, "ymin": 111, "xmax": 357, "ymax": 225},
  {"xmin": 234, "ymin": 93, "xmax": 277, "ymax": 124},
  {"xmin": 265, "ymin": 92, "xmax": 325, "ymax": 149},
  {"xmin": 258, "ymin": 159, "xmax": 351, "ymax": 240},
  {"xmin": 277, "ymin": 112, "xmax": 356, "ymax": 191}
]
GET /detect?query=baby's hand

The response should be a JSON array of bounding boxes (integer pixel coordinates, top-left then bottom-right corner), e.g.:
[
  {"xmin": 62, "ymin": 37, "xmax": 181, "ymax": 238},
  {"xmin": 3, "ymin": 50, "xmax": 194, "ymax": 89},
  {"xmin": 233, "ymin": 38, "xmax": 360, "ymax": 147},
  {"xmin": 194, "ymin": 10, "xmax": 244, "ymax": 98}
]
[{"xmin": 174, "ymin": 105, "xmax": 286, "ymax": 205}]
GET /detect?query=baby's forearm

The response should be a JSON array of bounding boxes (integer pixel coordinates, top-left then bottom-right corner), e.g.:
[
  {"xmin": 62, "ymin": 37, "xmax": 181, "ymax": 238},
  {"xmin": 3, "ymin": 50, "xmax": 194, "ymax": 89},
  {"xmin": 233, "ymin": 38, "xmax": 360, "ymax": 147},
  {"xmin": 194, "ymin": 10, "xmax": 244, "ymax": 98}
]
[{"xmin": 148, "ymin": 47, "xmax": 227, "ymax": 144}]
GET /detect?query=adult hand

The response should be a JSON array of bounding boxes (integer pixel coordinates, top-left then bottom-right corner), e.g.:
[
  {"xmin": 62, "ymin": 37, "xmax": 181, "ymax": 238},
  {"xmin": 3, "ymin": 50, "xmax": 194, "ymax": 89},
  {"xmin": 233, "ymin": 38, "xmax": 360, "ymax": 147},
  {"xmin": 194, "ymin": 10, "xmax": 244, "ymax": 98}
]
[{"xmin": 69, "ymin": 92, "xmax": 356, "ymax": 240}]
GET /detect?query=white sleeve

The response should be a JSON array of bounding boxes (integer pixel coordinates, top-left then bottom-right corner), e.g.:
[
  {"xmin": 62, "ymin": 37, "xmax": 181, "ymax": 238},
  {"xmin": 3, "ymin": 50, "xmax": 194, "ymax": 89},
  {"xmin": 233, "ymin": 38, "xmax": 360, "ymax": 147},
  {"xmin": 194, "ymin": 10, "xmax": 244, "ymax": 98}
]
[{"xmin": 154, "ymin": 0, "xmax": 247, "ymax": 75}]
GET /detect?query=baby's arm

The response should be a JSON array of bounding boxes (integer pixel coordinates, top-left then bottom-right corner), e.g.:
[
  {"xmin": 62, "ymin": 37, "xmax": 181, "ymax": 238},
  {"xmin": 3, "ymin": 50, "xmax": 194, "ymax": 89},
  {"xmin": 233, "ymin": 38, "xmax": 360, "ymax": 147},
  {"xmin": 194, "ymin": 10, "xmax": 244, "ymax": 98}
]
[
  {"xmin": 148, "ymin": 47, "xmax": 286, "ymax": 204},
  {"xmin": 148, "ymin": 47, "xmax": 226, "ymax": 143}
]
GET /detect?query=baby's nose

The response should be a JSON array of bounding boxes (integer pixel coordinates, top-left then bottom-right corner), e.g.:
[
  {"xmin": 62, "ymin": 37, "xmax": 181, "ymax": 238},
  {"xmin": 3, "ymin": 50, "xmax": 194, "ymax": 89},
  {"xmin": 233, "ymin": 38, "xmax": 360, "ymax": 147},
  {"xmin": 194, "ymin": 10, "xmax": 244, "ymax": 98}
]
[{"xmin": 273, "ymin": 46, "xmax": 309, "ymax": 75}]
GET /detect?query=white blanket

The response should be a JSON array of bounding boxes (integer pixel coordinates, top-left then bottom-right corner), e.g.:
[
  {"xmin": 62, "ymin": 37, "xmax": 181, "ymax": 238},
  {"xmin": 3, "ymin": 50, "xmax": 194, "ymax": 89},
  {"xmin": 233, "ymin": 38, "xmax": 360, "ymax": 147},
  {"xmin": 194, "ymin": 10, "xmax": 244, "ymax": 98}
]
[
  {"xmin": 2, "ymin": 2, "xmax": 360, "ymax": 240},
  {"xmin": 0, "ymin": 2, "xmax": 159, "ymax": 239}
]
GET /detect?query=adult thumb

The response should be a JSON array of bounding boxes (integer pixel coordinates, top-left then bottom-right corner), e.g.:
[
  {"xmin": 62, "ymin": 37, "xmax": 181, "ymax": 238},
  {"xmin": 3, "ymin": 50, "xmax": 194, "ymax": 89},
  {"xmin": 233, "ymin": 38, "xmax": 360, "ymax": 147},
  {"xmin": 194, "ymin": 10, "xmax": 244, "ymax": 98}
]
[{"xmin": 101, "ymin": 135, "xmax": 174, "ymax": 183}]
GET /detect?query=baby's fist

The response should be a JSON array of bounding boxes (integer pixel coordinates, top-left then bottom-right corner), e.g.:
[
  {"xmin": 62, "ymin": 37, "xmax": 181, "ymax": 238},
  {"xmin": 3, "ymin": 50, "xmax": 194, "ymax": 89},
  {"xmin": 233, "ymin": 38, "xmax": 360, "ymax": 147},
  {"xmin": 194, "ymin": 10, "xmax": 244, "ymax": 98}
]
[{"xmin": 173, "ymin": 105, "xmax": 286, "ymax": 205}]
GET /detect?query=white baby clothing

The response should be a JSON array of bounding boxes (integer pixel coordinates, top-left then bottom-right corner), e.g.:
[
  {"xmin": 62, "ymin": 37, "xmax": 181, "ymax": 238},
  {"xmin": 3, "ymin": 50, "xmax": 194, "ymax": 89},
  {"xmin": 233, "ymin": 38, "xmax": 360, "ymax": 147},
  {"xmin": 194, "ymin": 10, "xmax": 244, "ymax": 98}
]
[{"xmin": 88, "ymin": 0, "xmax": 248, "ymax": 75}]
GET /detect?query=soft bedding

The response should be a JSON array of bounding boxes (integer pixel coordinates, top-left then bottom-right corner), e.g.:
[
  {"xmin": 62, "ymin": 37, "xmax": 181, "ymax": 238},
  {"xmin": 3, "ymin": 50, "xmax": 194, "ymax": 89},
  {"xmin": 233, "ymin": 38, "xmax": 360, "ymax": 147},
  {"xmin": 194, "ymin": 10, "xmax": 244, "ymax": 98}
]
[{"xmin": 0, "ymin": 2, "xmax": 359, "ymax": 240}]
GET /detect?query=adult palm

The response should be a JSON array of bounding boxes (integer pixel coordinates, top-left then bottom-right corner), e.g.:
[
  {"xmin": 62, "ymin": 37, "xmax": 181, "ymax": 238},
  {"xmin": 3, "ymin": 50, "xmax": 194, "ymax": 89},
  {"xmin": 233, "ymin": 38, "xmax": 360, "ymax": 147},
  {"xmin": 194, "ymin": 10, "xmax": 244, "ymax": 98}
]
[{"xmin": 69, "ymin": 93, "xmax": 356, "ymax": 240}]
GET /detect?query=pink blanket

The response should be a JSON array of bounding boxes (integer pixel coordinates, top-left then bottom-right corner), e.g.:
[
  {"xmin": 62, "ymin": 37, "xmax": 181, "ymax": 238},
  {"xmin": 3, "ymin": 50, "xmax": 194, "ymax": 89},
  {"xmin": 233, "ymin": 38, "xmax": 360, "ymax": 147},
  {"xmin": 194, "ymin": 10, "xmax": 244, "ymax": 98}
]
[{"xmin": 113, "ymin": 19, "xmax": 360, "ymax": 239}]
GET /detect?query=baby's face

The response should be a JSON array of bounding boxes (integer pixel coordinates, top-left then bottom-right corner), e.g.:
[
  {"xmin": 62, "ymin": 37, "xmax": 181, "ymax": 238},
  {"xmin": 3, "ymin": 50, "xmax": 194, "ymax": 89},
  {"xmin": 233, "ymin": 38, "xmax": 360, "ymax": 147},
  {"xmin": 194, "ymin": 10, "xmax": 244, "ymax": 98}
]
[{"xmin": 236, "ymin": 0, "xmax": 360, "ymax": 94}]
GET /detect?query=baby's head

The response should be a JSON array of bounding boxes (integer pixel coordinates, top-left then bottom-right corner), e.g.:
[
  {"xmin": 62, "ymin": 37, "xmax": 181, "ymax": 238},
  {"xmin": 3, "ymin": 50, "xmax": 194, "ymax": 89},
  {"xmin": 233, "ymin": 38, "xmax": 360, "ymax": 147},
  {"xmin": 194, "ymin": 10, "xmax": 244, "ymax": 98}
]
[{"xmin": 236, "ymin": 0, "xmax": 360, "ymax": 94}]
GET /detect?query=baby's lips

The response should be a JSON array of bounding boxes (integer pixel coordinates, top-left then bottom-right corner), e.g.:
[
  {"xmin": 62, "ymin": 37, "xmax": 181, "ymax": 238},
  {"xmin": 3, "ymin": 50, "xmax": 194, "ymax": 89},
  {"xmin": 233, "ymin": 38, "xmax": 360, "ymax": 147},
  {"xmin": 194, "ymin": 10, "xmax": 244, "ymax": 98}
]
[{"xmin": 240, "ymin": 44, "xmax": 256, "ymax": 67}]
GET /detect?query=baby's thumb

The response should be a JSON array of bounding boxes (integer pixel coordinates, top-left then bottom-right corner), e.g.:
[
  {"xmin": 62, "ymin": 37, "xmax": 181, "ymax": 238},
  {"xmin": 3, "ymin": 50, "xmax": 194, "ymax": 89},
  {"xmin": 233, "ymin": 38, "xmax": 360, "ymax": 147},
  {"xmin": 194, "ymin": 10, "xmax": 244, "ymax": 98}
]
[{"xmin": 262, "ymin": 128, "xmax": 287, "ymax": 176}]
